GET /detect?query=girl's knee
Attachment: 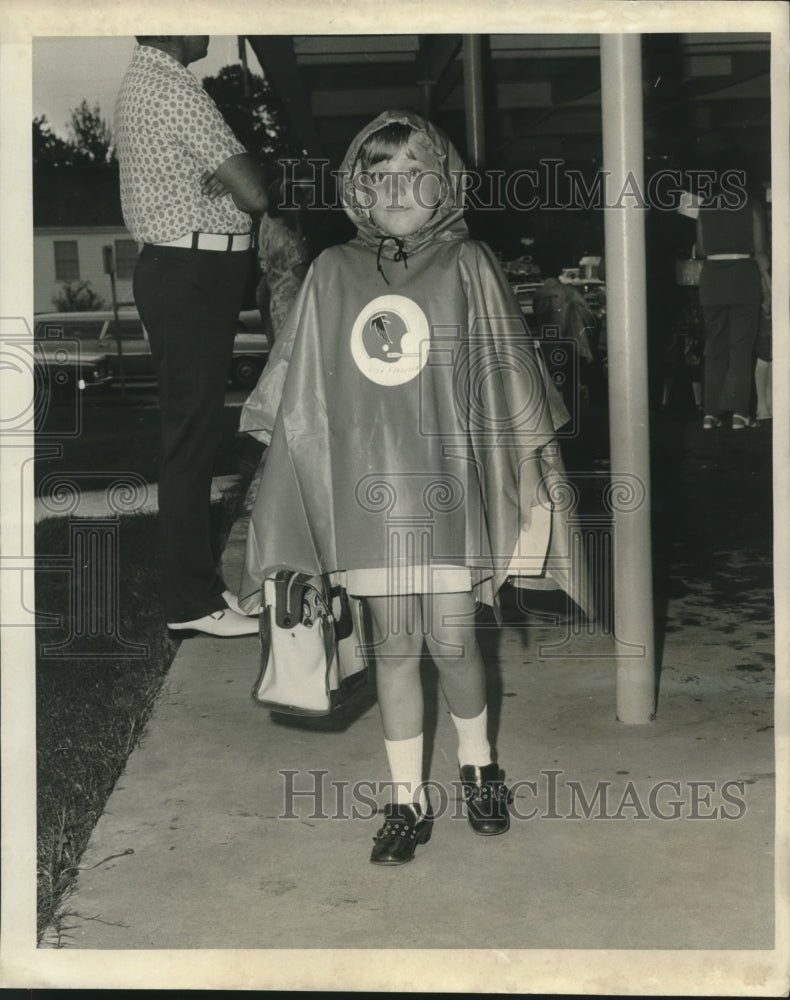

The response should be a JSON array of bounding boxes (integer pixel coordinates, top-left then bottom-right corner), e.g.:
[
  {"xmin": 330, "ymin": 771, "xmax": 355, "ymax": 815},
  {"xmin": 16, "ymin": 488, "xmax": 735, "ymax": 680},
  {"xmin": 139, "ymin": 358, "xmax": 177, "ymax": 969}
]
[
  {"xmin": 425, "ymin": 627, "xmax": 480, "ymax": 665},
  {"xmin": 365, "ymin": 594, "xmax": 424, "ymax": 658},
  {"xmin": 422, "ymin": 593, "xmax": 481, "ymax": 663}
]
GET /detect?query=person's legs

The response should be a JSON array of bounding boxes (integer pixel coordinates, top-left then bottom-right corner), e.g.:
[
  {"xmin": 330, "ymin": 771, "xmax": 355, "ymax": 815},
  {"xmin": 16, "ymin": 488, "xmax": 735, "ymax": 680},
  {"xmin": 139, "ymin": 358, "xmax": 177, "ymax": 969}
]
[
  {"xmin": 755, "ymin": 311, "xmax": 772, "ymax": 422},
  {"xmin": 366, "ymin": 593, "xmax": 432, "ymax": 864},
  {"xmin": 134, "ymin": 246, "xmax": 249, "ymax": 623},
  {"xmin": 423, "ymin": 591, "xmax": 510, "ymax": 835},
  {"xmin": 422, "ymin": 591, "xmax": 486, "ymax": 725},
  {"xmin": 701, "ymin": 304, "xmax": 729, "ymax": 418},
  {"xmin": 366, "ymin": 594, "xmax": 425, "ymax": 801},
  {"xmin": 367, "ymin": 593, "xmax": 424, "ymax": 741},
  {"xmin": 755, "ymin": 358, "xmax": 772, "ymax": 421},
  {"xmin": 719, "ymin": 301, "xmax": 760, "ymax": 419}
]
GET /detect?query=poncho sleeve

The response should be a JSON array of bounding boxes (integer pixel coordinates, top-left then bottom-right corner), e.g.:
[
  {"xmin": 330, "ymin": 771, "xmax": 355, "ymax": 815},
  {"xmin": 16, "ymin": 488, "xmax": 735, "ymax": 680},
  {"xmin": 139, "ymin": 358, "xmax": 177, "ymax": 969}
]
[
  {"xmin": 458, "ymin": 242, "xmax": 593, "ymax": 619},
  {"xmin": 459, "ymin": 240, "xmax": 570, "ymax": 434}
]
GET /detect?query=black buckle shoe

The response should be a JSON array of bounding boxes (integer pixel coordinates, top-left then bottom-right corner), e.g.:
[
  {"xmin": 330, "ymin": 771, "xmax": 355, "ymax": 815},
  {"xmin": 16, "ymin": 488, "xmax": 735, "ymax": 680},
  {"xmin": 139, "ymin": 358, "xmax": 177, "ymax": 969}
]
[
  {"xmin": 370, "ymin": 803, "xmax": 433, "ymax": 866},
  {"xmin": 459, "ymin": 763, "xmax": 513, "ymax": 836}
]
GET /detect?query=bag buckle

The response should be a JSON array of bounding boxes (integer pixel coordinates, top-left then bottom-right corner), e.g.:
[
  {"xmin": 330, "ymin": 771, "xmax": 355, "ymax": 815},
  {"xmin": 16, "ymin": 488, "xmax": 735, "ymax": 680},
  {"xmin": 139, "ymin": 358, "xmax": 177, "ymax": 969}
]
[{"xmin": 273, "ymin": 571, "xmax": 330, "ymax": 630}]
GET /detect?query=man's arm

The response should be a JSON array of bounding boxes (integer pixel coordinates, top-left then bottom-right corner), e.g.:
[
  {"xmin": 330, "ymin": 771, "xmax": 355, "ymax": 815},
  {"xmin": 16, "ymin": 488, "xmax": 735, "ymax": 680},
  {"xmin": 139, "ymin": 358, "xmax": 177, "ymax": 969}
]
[{"xmin": 210, "ymin": 153, "xmax": 268, "ymax": 213}]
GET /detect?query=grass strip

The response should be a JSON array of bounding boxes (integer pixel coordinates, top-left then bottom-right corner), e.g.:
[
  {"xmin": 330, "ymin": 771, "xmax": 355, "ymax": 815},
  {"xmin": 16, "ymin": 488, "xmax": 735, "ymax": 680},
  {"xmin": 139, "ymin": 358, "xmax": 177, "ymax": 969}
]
[
  {"xmin": 35, "ymin": 401, "xmax": 246, "ymax": 490},
  {"xmin": 35, "ymin": 483, "xmax": 247, "ymax": 944}
]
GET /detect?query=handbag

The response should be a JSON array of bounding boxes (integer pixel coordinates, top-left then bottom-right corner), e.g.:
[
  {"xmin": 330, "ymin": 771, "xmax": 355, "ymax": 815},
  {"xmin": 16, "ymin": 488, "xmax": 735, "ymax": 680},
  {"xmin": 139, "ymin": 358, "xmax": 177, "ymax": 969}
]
[{"xmin": 252, "ymin": 571, "xmax": 370, "ymax": 716}]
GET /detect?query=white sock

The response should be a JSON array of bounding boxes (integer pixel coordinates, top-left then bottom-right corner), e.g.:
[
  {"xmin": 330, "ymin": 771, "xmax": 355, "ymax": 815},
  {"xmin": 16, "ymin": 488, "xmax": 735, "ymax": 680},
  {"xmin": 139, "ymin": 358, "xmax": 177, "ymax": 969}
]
[
  {"xmin": 451, "ymin": 706, "xmax": 492, "ymax": 768},
  {"xmin": 384, "ymin": 734, "xmax": 427, "ymax": 813}
]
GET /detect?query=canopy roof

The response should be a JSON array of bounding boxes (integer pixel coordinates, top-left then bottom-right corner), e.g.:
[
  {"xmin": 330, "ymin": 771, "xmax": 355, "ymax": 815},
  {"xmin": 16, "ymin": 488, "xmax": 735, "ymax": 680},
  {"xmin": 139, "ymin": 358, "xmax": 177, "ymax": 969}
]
[{"xmin": 246, "ymin": 33, "xmax": 771, "ymax": 174}]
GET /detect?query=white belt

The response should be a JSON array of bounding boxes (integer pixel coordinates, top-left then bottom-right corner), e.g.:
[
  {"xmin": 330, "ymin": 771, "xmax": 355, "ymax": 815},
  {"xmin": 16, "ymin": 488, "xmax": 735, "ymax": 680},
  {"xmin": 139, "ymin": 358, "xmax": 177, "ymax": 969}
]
[
  {"xmin": 707, "ymin": 253, "xmax": 752, "ymax": 261},
  {"xmin": 153, "ymin": 232, "xmax": 252, "ymax": 252}
]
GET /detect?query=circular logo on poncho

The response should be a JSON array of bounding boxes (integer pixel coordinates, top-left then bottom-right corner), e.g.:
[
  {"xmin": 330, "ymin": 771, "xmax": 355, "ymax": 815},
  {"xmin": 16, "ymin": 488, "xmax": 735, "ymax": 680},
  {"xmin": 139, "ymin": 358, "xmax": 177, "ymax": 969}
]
[{"xmin": 350, "ymin": 295, "xmax": 430, "ymax": 385}]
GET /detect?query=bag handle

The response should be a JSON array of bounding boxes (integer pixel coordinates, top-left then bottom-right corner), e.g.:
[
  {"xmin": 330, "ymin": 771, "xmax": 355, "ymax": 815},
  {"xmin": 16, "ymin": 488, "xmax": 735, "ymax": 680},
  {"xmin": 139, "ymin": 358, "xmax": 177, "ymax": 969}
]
[
  {"xmin": 272, "ymin": 570, "xmax": 337, "ymax": 630},
  {"xmin": 273, "ymin": 571, "xmax": 314, "ymax": 628},
  {"xmin": 330, "ymin": 584, "xmax": 354, "ymax": 642}
]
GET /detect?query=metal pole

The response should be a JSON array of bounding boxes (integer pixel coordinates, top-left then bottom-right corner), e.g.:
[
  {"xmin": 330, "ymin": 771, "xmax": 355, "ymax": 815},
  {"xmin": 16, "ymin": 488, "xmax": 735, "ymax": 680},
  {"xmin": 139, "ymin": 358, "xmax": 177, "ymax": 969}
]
[
  {"xmin": 103, "ymin": 244, "xmax": 126, "ymax": 395},
  {"xmin": 110, "ymin": 270, "xmax": 126, "ymax": 396},
  {"xmin": 238, "ymin": 35, "xmax": 250, "ymax": 98},
  {"xmin": 418, "ymin": 80, "xmax": 434, "ymax": 121},
  {"xmin": 462, "ymin": 34, "xmax": 485, "ymax": 169},
  {"xmin": 599, "ymin": 34, "xmax": 656, "ymax": 723}
]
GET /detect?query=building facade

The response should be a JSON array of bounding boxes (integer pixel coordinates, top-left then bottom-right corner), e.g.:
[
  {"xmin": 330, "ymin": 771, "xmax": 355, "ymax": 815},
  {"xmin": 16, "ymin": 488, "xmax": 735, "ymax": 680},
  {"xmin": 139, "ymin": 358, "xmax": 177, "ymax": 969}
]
[{"xmin": 33, "ymin": 165, "xmax": 137, "ymax": 313}]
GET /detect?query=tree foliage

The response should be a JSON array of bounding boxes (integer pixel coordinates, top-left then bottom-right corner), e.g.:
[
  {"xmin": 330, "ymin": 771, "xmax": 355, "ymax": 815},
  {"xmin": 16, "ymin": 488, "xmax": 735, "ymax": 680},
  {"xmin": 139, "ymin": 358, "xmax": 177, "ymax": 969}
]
[
  {"xmin": 33, "ymin": 104, "xmax": 116, "ymax": 167},
  {"xmin": 33, "ymin": 116, "xmax": 76, "ymax": 167},
  {"xmin": 68, "ymin": 101, "xmax": 116, "ymax": 164},
  {"xmin": 35, "ymin": 67, "xmax": 299, "ymax": 170},
  {"xmin": 52, "ymin": 280, "xmax": 106, "ymax": 312},
  {"xmin": 201, "ymin": 64, "xmax": 306, "ymax": 167}
]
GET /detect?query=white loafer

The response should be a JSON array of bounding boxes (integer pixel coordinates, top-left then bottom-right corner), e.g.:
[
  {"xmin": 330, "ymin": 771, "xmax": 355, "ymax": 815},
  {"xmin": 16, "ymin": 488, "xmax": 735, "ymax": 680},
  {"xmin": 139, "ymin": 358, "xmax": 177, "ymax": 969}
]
[
  {"xmin": 167, "ymin": 609, "xmax": 258, "ymax": 637},
  {"xmin": 222, "ymin": 590, "xmax": 261, "ymax": 617}
]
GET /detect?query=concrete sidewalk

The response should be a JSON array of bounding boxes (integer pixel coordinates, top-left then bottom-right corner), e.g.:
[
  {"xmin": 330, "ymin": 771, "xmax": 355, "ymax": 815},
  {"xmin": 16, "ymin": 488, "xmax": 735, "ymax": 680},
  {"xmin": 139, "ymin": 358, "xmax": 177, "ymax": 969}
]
[{"xmin": 37, "ymin": 418, "xmax": 784, "ymax": 992}]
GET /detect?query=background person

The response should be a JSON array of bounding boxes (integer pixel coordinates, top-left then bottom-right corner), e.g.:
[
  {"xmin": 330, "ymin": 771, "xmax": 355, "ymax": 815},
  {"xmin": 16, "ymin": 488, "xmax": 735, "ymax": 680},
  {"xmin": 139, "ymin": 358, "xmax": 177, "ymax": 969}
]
[
  {"xmin": 754, "ymin": 305, "xmax": 772, "ymax": 426},
  {"xmin": 696, "ymin": 167, "xmax": 771, "ymax": 430},
  {"xmin": 115, "ymin": 35, "xmax": 268, "ymax": 636},
  {"xmin": 532, "ymin": 246, "xmax": 599, "ymax": 408},
  {"xmin": 256, "ymin": 177, "xmax": 311, "ymax": 342},
  {"xmin": 754, "ymin": 183, "xmax": 773, "ymax": 428}
]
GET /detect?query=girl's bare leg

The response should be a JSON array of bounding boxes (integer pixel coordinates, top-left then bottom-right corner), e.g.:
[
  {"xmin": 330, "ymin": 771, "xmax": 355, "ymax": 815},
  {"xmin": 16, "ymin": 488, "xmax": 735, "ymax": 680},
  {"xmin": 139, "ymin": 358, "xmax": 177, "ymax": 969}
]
[
  {"xmin": 422, "ymin": 591, "xmax": 486, "ymax": 719},
  {"xmin": 365, "ymin": 593, "xmax": 424, "ymax": 740},
  {"xmin": 366, "ymin": 594, "xmax": 427, "ymax": 814},
  {"xmin": 422, "ymin": 591, "xmax": 510, "ymax": 834}
]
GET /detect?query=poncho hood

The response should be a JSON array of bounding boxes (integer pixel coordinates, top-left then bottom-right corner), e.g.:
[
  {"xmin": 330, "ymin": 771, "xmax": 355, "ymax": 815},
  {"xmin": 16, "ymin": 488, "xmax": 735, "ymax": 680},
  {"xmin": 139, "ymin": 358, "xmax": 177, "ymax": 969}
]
[{"xmin": 339, "ymin": 109, "xmax": 470, "ymax": 259}]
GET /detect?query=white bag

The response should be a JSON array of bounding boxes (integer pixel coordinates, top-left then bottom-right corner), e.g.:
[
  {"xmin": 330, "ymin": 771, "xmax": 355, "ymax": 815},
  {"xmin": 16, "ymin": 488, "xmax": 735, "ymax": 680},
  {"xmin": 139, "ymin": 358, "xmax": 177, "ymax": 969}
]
[{"xmin": 252, "ymin": 571, "xmax": 370, "ymax": 716}]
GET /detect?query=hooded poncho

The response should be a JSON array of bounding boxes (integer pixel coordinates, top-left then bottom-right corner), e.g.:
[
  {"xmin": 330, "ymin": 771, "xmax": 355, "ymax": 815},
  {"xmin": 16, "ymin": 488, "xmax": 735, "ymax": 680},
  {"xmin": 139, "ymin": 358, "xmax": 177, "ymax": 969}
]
[{"xmin": 239, "ymin": 110, "xmax": 591, "ymax": 616}]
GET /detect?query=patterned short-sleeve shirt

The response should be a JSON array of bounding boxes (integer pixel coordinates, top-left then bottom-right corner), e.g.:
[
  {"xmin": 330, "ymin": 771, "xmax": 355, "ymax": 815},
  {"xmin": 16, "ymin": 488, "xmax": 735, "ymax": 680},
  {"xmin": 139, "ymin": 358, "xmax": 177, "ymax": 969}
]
[{"xmin": 114, "ymin": 44, "xmax": 252, "ymax": 243}]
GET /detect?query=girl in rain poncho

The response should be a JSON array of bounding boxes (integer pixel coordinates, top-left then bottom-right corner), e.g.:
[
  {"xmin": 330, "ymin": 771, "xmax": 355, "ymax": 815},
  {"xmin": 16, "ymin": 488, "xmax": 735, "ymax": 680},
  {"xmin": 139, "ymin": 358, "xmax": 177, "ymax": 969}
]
[{"xmin": 239, "ymin": 111, "xmax": 591, "ymax": 865}]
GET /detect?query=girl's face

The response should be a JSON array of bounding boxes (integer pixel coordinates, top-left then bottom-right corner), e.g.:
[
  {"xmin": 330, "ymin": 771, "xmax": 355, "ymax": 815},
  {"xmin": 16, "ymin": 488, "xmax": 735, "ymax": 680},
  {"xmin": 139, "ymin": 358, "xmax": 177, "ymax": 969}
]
[{"xmin": 362, "ymin": 146, "xmax": 442, "ymax": 237}]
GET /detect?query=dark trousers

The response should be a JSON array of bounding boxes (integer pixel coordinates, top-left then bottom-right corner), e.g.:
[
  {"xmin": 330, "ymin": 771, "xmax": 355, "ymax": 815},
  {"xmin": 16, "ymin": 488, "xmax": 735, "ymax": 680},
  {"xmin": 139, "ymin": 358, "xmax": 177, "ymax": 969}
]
[
  {"xmin": 702, "ymin": 301, "xmax": 760, "ymax": 417},
  {"xmin": 133, "ymin": 244, "xmax": 250, "ymax": 622}
]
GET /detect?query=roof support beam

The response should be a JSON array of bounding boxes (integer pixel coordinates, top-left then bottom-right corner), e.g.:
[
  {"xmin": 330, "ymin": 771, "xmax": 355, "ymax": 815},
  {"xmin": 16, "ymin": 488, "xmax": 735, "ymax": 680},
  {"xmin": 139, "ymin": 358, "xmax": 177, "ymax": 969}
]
[
  {"xmin": 463, "ymin": 34, "xmax": 486, "ymax": 168},
  {"xmin": 416, "ymin": 34, "xmax": 462, "ymax": 111},
  {"xmin": 244, "ymin": 35, "xmax": 324, "ymax": 158}
]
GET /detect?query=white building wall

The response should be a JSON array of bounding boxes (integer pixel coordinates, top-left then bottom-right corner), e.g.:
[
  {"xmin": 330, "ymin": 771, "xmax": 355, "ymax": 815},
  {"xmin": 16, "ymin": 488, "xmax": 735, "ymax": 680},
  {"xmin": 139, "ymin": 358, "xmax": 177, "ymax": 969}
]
[{"xmin": 34, "ymin": 227, "xmax": 138, "ymax": 313}]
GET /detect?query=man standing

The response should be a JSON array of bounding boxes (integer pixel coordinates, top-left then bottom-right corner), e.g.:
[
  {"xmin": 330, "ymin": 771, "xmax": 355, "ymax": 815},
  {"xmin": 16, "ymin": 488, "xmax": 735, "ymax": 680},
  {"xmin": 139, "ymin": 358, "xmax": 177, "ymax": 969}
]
[{"xmin": 115, "ymin": 36, "xmax": 267, "ymax": 636}]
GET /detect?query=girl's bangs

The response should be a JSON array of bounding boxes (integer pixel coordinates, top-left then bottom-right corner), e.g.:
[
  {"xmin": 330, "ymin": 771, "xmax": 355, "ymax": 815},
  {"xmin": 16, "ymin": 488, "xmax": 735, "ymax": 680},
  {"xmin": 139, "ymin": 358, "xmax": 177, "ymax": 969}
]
[{"xmin": 357, "ymin": 123, "xmax": 416, "ymax": 169}]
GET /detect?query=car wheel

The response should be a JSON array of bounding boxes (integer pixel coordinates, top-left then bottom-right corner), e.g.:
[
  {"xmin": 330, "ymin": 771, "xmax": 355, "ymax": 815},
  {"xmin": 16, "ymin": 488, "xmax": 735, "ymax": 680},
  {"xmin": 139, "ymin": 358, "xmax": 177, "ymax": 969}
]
[{"xmin": 231, "ymin": 356, "xmax": 263, "ymax": 389}]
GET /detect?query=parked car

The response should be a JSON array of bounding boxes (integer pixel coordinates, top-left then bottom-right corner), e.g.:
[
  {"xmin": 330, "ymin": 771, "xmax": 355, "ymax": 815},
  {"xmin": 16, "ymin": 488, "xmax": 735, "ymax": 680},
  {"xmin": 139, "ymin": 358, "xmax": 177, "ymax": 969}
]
[{"xmin": 32, "ymin": 308, "xmax": 270, "ymax": 392}]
